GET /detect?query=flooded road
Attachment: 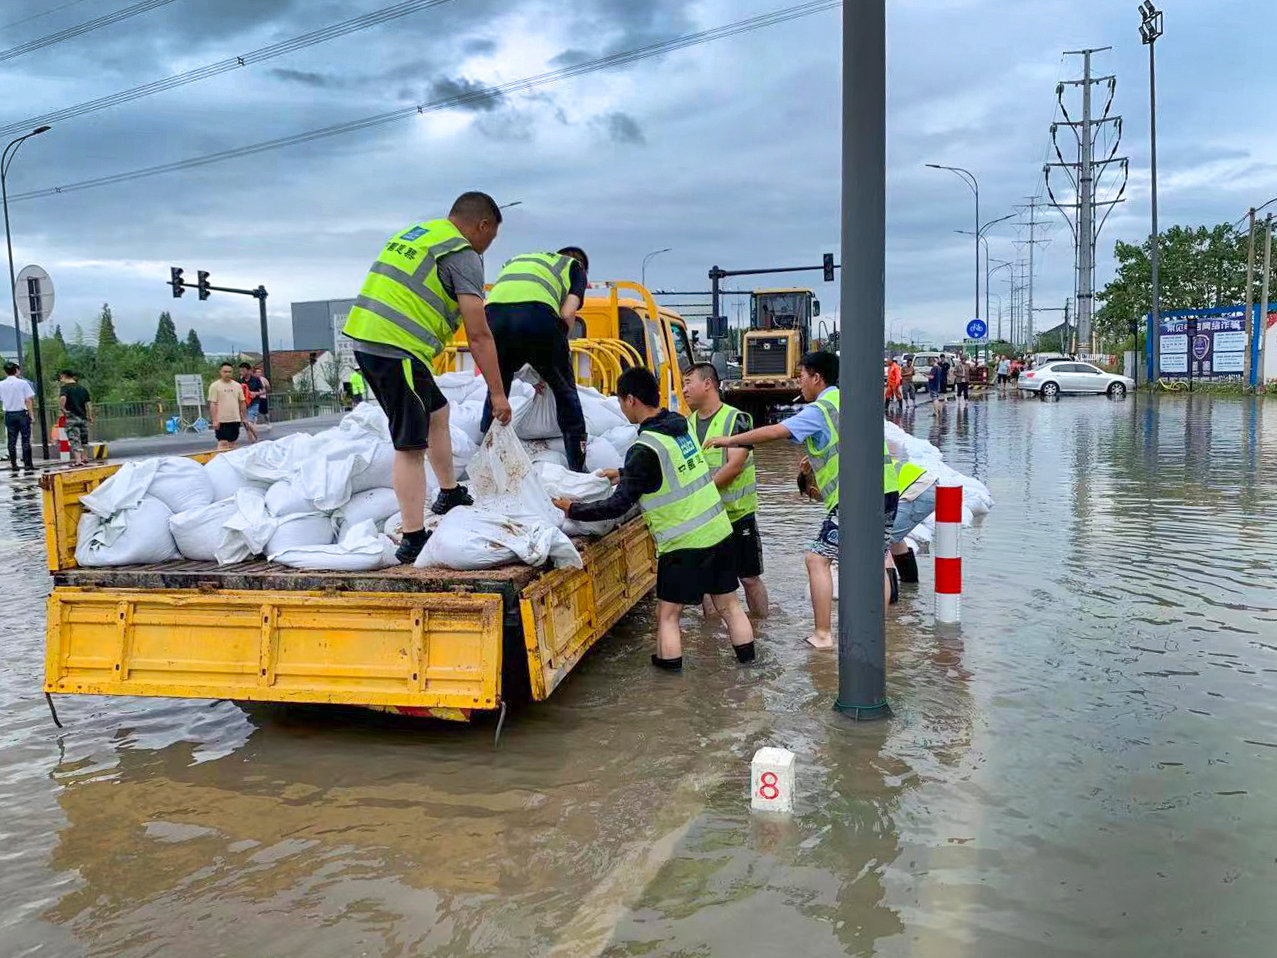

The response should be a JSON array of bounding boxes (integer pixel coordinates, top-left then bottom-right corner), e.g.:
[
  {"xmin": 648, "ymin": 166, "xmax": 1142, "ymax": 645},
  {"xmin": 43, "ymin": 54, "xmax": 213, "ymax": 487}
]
[{"xmin": 3, "ymin": 392, "xmax": 1276, "ymax": 957}]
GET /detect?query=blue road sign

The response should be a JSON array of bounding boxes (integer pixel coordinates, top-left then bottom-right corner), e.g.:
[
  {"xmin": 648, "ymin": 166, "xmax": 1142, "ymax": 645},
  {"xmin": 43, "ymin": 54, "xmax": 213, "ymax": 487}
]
[{"xmin": 966, "ymin": 318, "xmax": 987, "ymax": 339}]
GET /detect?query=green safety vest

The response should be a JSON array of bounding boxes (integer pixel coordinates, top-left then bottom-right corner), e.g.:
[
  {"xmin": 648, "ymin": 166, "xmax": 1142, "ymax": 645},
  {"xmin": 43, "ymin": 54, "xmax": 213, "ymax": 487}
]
[
  {"xmin": 342, "ymin": 219, "xmax": 472, "ymax": 365},
  {"xmin": 896, "ymin": 460, "xmax": 926, "ymax": 493},
  {"xmin": 697, "ymin": 403, "xmax": 758, "ymax": 522},
  {"xmin": 803, "ymin": 388, "xmax": 898, "ymax": 514},
  {"xmin": 486, "ymin": 252, "xmax": 577, "ymax": 311},
  {"xmin": 349, "ymin": 371, "xmax": 366, "ymax": 396},
  {"xmin": 635, "ymin": 429, "xmax": 732, "ymax": 556}
]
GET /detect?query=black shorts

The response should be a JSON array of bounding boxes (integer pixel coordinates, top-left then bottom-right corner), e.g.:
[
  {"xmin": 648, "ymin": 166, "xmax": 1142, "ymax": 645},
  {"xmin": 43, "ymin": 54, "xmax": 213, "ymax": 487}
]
[
  {"xmin": 997, "ymin": 373, "xmax": 1009, "ymax": 384},
  {"xmin": 355, "ymin": 350, "xmax": 447, "ymax": 451},
  {"xmin": 956, "ymin": 382, "xmax": 969, "ymax": 398},
  {"xmin": 214, "ymin": 422, "xmax": 240, "ymax": 442},
  {"xmin": 656, "ymin": 537, "xmax": 739, "ymax": 605},
  {"xmin": 728, "ymin": 513, "xmax": 763, "ymax": 579}
]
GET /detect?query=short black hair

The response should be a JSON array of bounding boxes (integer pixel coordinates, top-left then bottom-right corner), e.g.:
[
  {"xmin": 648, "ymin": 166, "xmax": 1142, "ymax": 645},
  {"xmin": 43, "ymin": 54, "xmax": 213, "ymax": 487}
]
[
  {"xmin": 58, "ymin": 368, "xmax": 75, "ymax": 378},
  {"xmin": 238, "ymin": 361, "xmax": 251, "ymax": 369},
  {"xmin": 798, "ymin": 350, "xmax": 839, "ymax": 387},
  {"xmin": 220, "ymin": 361, "xmax": 234, "ymax": 369},
  {"xmin": 687, "ymin": 362, "xmax": 720, "ymax": 389},
  {"xmin": 617, "ymin": 366, "xmax": 660, "ymax": 407},
  {"xmin": 558, "ymin": 246, "xmax": 589, "ymax": 272},
  {"xmin": 3, "ymin": 363, "xmax": 17, "ymax": 375},
  {"xmin": 449, "ymin": 191, "xmax": 502, "ymax": 225}
]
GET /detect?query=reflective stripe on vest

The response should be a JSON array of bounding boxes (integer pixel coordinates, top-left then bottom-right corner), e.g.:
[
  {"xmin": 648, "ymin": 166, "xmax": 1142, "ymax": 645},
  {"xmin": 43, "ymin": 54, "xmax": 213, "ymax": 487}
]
[
  {"xmin": 342, "ymin": 220, "xmax": 470, "ymax": 365},
  {"xmin": 635, "ymin": 430, "xmax": 732, "ymax": 556},
  {"xmin": 698, "ymin": 403, "xmax": 758, "ymax": 521},
  {"xmin": 487, "ymin": 252, "xmax": 576, "ymax": 311},
  {"xmin": 804, "ymin": 388, "xmax": 841, "ymax": 513}
]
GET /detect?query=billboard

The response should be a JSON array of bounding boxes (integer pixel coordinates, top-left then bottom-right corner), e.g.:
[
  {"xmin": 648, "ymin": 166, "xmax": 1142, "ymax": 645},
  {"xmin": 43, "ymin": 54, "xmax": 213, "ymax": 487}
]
[{"xmin": 1157, "ymin": 306, "xmax": 1249, "ymax": 381}]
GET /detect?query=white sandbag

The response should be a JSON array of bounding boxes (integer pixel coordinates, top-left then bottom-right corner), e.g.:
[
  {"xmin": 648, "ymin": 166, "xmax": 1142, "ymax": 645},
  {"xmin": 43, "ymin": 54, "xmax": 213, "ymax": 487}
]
[
  {"xmin": 79, "ymin": 459, "xmax": 158, "ymax": 518},
  {"xmin": 265, "ymin": 512, "xmax": 334, "ymax": 555},
  {"xmin": 235, "ymin": 432, "xmax": 317, "ymax": 484},
  {"xmin": 579, "ymin": 386, "xmax": 628, "ymax": 435},
  {"xmin": 436, "ymin": 370, "xmax": 485, "ymax": 405},
  {"xmin": 215, "ymin": 488, "xmax": 276, "ymax": 565},
  {"xmin": 536, "ymin": 462, "xmax": 626, "ymax": 537},
  {"xmin": 264, "ymin": 479, "xmax": 314, "ymax": 517},
  {"xmin": 204, "ymin": 449, "xmax": 254, "ymax": 501},
  {"xmin": 467, "ymin": 422, "xmax": 564, "ymax": 529},
  {"xmin": 334, "ymin": 487, "xmax": 399, "ymax": 532},
  {"xmin": 146, "ymin": 457, "xmax": 214, "ymax": 514},
  {"xmin": 269, "ymin": 519, "xmax": 398, "ymax": 571},
  {"xmin": 524, "ymin": 438, "xmax": 569, "ymax": 469},
  {"xmin": 351, "ymin": 441, "xmax": 394, "ymax": 493},
  {"xmin": 513, "ymin": 367, "xmax": 563, "ymax": 440},
  {"xmin": 451, "ymin": 399, "xmax": 485, "ymax": 447},
  {"xmin": 451, "ymin": 423, "xmax": 479, "ymax": 478},
  {"xmin": 169, "ymin": 499, "xmax": 238, "ymax": 561},
  {"xmin": 416, "ymin": 507, "xmax": 581, "ymax": 570},
  {"xmin": 291, "ymin": 433, "xmax": 385, "ymax": 510},
  {"xmin": 601, "ymin": 424, "xmax": 638, "ymax": 459},
  {"xmin": 338, "ymin": 401, "xmax": 391, "ymax": 443},
  {"xmin": 75, "ymin": 496, "xmax": 179, "ymax": 567},
  {"xmin": 584, "ymin": 437, "xmax": 623, "ymax": 473}
]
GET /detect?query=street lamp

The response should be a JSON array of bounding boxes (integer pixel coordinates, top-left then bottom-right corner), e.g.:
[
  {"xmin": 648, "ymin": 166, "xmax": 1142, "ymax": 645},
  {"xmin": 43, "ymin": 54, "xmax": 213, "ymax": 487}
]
[
  {"xmin": 957, "ymin": 212, "xmax": 1014, "ymax": 329},
  {"xmin": 641, "ymin": 247, "xmax": 672, "ymax": 288},
  {"xmin": 498, "ymin": 200, "xmax": 523, "ymax": 210},
  {"xmin": 927, "ymin": 162, "xmax": 980, "ymax": 319},
  {"xmin": 989, "ymin": 259, "xmax": 1014, "ymax": 342},
  {"xmin": 2, "ymin": 125, "xmax": 51, "ymax": 359},
  {"xmin": 1139, "ymin": 2, "xmax": 1163, "ymax": 384}
]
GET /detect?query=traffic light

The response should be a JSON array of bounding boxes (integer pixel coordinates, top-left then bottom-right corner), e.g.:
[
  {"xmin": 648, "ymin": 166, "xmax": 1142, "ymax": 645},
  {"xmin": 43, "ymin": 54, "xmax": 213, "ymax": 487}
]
[
  {"xmin": 170, "ymin": 266, "xmax": 184, "ymax": 298},
  {"xmin": 822, "ymin": 253, "xmax": 835, "ymax": 283},
  {"xmin": 197, "ymin": 270, "xmax": 211, "ymax": 301}
]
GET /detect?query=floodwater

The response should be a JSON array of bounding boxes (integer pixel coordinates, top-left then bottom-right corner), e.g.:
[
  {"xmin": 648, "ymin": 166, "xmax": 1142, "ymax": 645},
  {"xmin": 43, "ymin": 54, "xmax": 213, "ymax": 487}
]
[{"xmin": 3, "ymin": 392, "xmax": 1276, "ymax": 957}]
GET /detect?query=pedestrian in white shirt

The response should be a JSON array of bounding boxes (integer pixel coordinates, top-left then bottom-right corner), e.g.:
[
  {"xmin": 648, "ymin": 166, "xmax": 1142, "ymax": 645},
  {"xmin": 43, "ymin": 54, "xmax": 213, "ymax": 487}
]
[{"xmin": 1, "ymin": 361, "xmax": 36, "ymax": 471}]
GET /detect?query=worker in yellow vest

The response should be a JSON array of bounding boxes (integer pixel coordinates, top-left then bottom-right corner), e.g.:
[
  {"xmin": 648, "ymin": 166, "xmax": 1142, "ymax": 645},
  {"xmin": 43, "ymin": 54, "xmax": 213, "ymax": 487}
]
[
  {"xmin": 681, "ymin": 362, "xmax": 769, "ymax": 618},
  {"xmin": 480, "ymin": 247, "xmax": 591, "ymax": 471},
  {"xmin": 888, "ymin": 457, "xmax": 937, "ymax": 584},
  {"xmin": 706, "ymin": 351, "xmax": 900, "ymax": 651},
  {"xmin": 551, "ymin": 367, "xmax": 756, "ymax": 671},
  {"xmin": 342, "ymin": 191, "xmax": 512, "ymax": 564},
  {"xmin": 349, "ymin": 370, "xmax": 367, "ymax": 405}
]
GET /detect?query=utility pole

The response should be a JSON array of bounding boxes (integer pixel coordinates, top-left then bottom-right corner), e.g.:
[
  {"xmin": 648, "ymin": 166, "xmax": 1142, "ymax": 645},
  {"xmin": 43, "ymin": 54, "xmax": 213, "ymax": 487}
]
[
  {"xmin": 1260, "ymin": 214, "xmax": 1274, "ymax": 383},
  {"xmin": 1046, "ymin": 48, "xmax": 1128, "ymax": 353},
  {"xmin": 1244, "ymin": 209, "xmax": 1257, "ymax": 385},
  {"xmin": 1015, "ymin": 197, "xmax": 1050, "ymax": 349},
  {"xmin": 1140, "ymin": 2, "xmax": 1164, "ymax": 383}
]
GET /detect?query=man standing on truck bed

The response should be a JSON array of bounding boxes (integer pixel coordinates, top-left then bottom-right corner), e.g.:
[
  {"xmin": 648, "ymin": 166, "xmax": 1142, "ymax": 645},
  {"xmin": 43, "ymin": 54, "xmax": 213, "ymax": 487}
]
[
  {"xmin": 342, "ymin": 191, "xmax": 512, "ymax": 564},
  {"xmin": 479, "ymin": 246, "xmax": 590, "ymax": 472},
  {"xmin": 551, "ymin": 366, "xmax": 756, "ymax": 671},
  {"xmin": 682, "ymin": 362, "xmax": 769, "ymax": 619}
]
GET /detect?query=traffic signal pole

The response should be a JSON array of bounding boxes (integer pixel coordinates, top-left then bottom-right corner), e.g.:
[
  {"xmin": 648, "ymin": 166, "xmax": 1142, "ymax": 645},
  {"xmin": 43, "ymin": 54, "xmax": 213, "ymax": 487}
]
[{"xmin": 169, "ymin": 269, "xmax": 272, "ymax": 382}]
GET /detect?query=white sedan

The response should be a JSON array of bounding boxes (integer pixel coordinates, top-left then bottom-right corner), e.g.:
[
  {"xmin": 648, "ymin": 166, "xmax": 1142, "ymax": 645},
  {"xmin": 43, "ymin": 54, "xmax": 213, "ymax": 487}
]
[{"xmin": 1017, "ymin": 360, "xmax": 1134, "ymax": 398}]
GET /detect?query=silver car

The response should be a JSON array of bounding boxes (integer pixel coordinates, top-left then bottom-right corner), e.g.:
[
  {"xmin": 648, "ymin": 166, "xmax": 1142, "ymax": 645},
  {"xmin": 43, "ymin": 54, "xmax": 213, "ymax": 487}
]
[{"xmin": 1017, "ymin": 360, "xmax": 1134, "ymax": 398}]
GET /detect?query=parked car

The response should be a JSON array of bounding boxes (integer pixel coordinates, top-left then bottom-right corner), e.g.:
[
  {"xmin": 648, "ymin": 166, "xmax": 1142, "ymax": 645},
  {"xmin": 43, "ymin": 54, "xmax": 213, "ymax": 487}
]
[{"xmin": 1017, "ymin": 360, "xmax": 1133, "ymax": 398}]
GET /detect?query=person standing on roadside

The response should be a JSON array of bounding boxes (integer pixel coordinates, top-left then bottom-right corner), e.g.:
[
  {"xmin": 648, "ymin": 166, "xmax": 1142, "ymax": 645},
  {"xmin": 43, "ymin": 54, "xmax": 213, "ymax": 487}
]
[
  {"xmin": 480, "ymin": 246, "xmax": 590, "ymax": 471},
  {"xmin": 552, "ymin": 367, "xmax": 755, "ymax": 671},
  {"xmin": 885, "ymin": 358, "xmax": 903, "ymax": 413},
  {"xmin": 252, "ymin": 365, "xmax": 271, "ymax": 427},
  {"xmin": 57, "ymin": 370, "xmax": 93, "ymax": 466},
  {"xmin": 682, "ymin": 362, "xmax": 769, "ymax": 618},
  {"xmin": 239, "ymin": 362, "xmax": 265, "ymax": 428},
  {"xmin": 901, "ymin": 356, "xmax": 916, "ymax": 408},
  {"xmin": 996, "ymin": 355, "xmax": 1011, "ymax": 395},
  {"xmin": 927, "ymin": 359, "xmax": 940, "ymax": 403},
  {"xmin": 208, "ymin": 362, "xmax": 246, "ymax": 451},
  {"xmin": 342, "ymin": 191, "xmax": 512, "ymax": 564},
  {"xmin": 1, "ymin": 362, "xmax": 35, "ymax": 471},
  {"xmin": 953, "ymin": 355, "xmax": 971, "ymax": 406},
  {"xmin": 350, "ymin": 369, "xmax": 367, "ymax": 405}
]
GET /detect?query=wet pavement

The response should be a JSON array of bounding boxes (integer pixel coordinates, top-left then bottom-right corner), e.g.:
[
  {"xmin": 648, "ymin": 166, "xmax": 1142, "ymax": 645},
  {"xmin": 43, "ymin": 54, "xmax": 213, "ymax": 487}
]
[{"xmin": 2, "ymin": 392, "xmax": 1275, "ymax": 957}]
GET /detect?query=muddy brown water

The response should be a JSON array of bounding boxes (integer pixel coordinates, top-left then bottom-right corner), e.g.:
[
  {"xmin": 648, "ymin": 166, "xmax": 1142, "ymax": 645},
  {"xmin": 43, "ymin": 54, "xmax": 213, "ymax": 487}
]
[{"xmin": 2, "ymin": 393, "xmax": 1275, "ymax": 957}]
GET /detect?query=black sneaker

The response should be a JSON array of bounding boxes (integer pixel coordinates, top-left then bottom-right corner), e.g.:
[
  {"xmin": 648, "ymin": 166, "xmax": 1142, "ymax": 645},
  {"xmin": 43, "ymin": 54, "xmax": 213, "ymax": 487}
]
[
  {"xmin": 431, "ymin": 484, "xmax": 473, "ymax": 515},
  {"xmin": 395, "ymin": 530, "xmax": 431, "ymax": 565}
]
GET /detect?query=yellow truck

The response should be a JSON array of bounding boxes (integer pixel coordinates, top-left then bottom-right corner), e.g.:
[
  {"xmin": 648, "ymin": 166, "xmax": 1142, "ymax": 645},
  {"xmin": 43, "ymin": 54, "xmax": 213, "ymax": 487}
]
[{"xmin": 42, "ymin": 460, "xmax": 655, "ymax": 727}]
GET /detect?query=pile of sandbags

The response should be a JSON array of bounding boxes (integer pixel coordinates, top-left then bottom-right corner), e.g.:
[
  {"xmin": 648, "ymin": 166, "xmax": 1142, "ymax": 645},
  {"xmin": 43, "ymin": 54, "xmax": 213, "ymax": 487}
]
[{"xmin": 884, "ymin": 419, "xmax": 994, "ymax": 550}]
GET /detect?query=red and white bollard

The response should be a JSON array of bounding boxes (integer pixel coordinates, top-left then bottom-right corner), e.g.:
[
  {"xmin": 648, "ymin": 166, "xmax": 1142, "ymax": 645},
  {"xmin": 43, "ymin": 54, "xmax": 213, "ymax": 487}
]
[
  {"xmin": 934, "ymin": 484, "xmax": 962, "ymax": 623},
  {"xmin": 54, "ymin": 415, "xmax": 70, "ymax": 462}
]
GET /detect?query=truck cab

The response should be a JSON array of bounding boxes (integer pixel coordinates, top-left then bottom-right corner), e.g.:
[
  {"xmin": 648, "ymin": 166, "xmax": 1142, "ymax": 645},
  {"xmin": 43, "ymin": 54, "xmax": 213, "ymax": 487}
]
[
  {"xmin": 435, "ymin": 280, "xmax": 693, "ymax": 414},
  {"xmin": 722, "ymin": 288, "xmax": 818, "ymax": 423}
]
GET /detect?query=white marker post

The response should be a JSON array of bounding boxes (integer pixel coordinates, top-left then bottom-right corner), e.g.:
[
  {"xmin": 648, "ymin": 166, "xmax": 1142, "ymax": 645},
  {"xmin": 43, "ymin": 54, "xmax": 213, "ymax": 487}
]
[{"xmin": 751, "ymin": 747, "xmax": 795, "ymax": 813}]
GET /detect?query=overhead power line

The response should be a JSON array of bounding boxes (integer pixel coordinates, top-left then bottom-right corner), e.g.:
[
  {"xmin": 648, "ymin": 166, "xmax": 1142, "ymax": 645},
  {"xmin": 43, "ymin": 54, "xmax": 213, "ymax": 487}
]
[
  {"xmin": 0, "ymin": 0, "xmax": 182, "ymax": 63},
  {"xmin": 0, "ymin": 0, "xmax": 460, "ymax": 139},
  {"xmin": 1, "ymin": 0, "xmax": 95, "ymax": 33},
  {"xmin": 12, "ymin": 0, "xmax": 840, "ymax": 203}
]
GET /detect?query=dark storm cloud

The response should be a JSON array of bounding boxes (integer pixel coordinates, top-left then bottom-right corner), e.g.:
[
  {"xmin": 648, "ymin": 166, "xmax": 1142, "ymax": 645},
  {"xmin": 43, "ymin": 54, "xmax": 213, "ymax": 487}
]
[
  {"xmin": 549, "ymin": 48, "xmax": 591, "ymax": 67},
  {"xmin": 597, "ymin": 112, "xmax": 646, "ymax": 146},
  {"xmin": 269, "ymin": 68, "xmax": 344, "ymax": 89},
  {"xmin": 464, "ymin": 37, "xmax": 496, "ymax": 55},
  {"xmin": 429, "ymin": 75, "xmax": 503, "ymax": 112}
]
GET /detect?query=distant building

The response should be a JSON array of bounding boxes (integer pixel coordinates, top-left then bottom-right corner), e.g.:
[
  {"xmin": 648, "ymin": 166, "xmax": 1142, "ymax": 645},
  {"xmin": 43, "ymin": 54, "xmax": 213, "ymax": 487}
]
[{"xmin": 290, "ymin": 298, "xmax": 358, "ymax": 383}]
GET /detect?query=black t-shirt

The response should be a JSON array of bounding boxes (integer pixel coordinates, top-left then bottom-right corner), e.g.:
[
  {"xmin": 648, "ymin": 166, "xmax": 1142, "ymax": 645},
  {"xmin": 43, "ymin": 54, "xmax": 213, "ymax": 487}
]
[
  {"xmin": 60, "ymin": 383, "xmax": 90, "ymax": 417},
  {"xmin": 567, "ymin": 261, "xmax": 587, "ymax": 300}
]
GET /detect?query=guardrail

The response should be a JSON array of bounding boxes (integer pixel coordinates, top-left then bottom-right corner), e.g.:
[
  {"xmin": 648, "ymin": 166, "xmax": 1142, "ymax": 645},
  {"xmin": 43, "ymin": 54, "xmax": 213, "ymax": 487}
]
[{"xmin": 74, "ymin": 394, "xmax": 346, "ymax": 442}]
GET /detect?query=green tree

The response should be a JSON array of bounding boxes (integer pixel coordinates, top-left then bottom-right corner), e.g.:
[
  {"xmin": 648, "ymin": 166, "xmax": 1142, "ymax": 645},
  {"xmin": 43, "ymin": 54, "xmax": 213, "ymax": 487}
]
[
  {"xmin": 52, "ymin": 324, "xmax": 65, "ymax": 347},
  {"xmin": 96, "ymin": 303, "xmax": 118, "ymax": 349},
  {"xmin": 185, "ymin": 328, "xmax": 204, "ymax": 360},
  {"xmin": 153, "ymin": 311, "xmax": 179, "ymax": 348}
]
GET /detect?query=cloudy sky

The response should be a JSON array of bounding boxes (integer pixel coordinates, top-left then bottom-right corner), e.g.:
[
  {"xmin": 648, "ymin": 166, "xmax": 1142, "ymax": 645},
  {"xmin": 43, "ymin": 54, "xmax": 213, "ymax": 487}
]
[{"xmin": 1, "ymin": 0, "xmax": 1273, "ymax": 354}]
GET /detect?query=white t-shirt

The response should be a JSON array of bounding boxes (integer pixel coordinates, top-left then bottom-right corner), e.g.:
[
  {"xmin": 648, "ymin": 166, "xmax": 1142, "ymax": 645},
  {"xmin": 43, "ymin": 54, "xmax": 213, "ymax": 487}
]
[{"xmin": 0, "ymin": 375, "xmax": 34, "ymax": 413}]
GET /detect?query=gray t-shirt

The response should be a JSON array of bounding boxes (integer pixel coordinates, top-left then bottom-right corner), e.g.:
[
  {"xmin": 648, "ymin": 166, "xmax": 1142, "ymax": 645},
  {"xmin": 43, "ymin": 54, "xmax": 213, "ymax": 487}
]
[{"xmin": 351, "ymin": 247, "xmax": 485, "ymax": 361}]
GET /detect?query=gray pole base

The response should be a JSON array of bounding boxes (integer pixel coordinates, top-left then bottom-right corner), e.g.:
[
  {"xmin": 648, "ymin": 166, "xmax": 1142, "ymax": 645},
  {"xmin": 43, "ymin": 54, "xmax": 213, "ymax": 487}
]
[{"xmin": 833, "ymin": 699, "xmax": 892, "ymax": 721}]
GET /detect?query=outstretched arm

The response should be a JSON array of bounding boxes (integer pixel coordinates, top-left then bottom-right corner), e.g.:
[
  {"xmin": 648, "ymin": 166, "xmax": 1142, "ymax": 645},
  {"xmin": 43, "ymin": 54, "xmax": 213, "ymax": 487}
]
[{"xmin": 704, "ymin": 423, "xmax": 792, "ymax": 449}]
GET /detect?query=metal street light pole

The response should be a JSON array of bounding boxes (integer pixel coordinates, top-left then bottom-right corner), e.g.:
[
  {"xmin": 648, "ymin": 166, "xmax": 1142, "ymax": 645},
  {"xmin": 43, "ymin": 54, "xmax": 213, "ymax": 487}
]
[
  {"xmin": 958, "ymin": 213, "xmax": 1013, "ymax": 331},
  {"xmin": 989, "ymin": 260, "xmax": 1013, "ymax": 341},
  {"xmin": 641, "ymin": 247, "xmax": 673, "ymax": 288},
  {"xmin": 1140, "ymin": 2, "xmax": 1163, "ymax": 385},
  {"xmin": 927, "ymin": 162, "xmax": 980, "ymax": 319},
  {"xmin": 2, "ymin": 125, "xmax": 51, "ymax": 361},
  {"xmin": 836, "ymin": 0, "xmax": 888, "ymax": 720}
]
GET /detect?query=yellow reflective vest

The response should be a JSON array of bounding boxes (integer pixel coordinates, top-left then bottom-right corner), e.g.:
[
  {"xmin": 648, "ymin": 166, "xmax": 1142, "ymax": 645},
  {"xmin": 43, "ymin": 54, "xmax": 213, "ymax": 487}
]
[
  {"xmin": 697, "ymin": 403, "xmax": 758, "ymax": 522},
  {"xmin": 487, "ymin": 252, "xmax": 577, "ymax": 311},
  {"xmin": 635, "ymin": 429, "xmax": 732, "ymax": 556}
]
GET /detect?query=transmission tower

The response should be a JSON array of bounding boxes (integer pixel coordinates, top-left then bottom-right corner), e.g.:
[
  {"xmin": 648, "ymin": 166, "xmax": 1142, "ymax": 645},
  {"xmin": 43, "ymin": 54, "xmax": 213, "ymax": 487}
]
[
  {"xmin": 1044, "ymin": 47, "xmax": 1129, "ymax": 349},
  {"xmin": 1014, "ymin": 196, "xmax": 1053, "ymax": 348}
]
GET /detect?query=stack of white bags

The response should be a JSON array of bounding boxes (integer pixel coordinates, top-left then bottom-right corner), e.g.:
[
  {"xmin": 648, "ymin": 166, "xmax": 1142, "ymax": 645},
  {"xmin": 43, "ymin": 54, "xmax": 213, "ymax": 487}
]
[
  {"xmin": 74, "ymin": 368, "xmax": 640, "ymax": 573},
  {"xmin": 884, "ymin": 419, "xmax": 994, "ymax": 551}
]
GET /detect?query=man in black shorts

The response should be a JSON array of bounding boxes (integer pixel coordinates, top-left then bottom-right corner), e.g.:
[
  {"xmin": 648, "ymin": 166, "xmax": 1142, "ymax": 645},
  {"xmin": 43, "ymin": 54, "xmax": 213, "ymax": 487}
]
[
  {"xmin": 342, "ymin": 191, "xmax": 513, "ymax": 563},
  {"xmin": 550, "ymin": 367, "xmax": 756, "ymax": 671}
]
